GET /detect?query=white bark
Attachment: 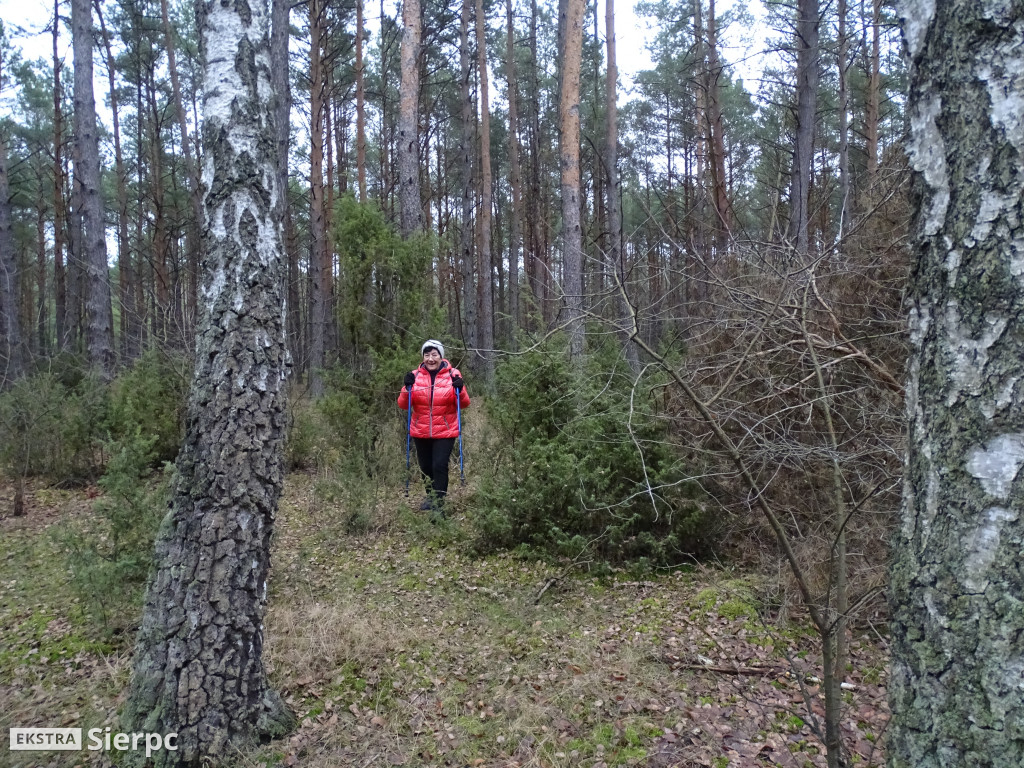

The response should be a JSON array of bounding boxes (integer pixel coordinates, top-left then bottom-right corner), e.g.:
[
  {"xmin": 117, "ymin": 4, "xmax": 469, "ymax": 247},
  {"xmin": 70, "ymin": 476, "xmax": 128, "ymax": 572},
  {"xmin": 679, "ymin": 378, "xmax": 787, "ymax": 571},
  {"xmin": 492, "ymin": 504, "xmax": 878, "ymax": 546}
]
[{"xmin": 891, "ymin": 2, "xmax": 1024, "ymax": 766}]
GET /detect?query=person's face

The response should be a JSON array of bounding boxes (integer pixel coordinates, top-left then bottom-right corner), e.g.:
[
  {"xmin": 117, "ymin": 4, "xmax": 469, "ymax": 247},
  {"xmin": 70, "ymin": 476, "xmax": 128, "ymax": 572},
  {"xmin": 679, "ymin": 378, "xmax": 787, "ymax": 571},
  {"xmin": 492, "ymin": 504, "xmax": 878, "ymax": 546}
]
[{"xmin": 422, "ymin": 348, "xmax": 442, "ymax": 370}]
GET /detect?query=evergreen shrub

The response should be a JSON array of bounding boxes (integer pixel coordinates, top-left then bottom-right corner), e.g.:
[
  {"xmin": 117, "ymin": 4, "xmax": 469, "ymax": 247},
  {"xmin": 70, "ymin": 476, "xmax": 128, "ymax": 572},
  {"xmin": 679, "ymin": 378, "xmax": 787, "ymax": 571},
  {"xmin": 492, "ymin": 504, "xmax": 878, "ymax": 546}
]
[
  {"xmin": 59, "ymin": 431, "xmax": 170, "ymax": 631},
  {"xmin": 0, "ymin": 367, "xmax": 107, "ymax": 481},
  {"xmin": 0, "ymin": 352, "xmax": 187, "ymax": 484},
  {"xmin": 472, "ymin": 337, "xmax": 711, "ymax": 563},
  {"xmin": 106, "ymin": 349, "xmax": 189, "ymax": 464}
]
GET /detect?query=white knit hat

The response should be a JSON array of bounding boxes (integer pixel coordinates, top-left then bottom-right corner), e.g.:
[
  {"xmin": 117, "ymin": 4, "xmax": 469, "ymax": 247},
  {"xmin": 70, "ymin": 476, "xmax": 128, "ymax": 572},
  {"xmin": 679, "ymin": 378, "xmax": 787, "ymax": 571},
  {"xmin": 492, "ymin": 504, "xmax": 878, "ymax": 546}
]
[{"xmin": 421, "ymin": 339, "xmax": 445, "ymax": 359}]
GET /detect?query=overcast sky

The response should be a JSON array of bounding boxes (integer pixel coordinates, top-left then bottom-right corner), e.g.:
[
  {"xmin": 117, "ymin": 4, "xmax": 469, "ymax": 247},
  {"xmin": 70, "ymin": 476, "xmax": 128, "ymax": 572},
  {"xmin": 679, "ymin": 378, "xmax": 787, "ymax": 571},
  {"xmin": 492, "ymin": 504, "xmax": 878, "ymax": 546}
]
[{"xmin": 0, "ymin": 0, "xmax": 768, "ymax": 126}]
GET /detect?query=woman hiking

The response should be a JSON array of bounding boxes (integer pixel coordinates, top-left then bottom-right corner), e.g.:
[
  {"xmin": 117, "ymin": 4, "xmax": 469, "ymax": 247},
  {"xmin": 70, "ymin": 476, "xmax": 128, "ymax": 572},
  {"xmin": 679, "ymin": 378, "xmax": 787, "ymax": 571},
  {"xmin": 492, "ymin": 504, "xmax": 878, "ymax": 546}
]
[{"xmin": 398, "ymin": 340, "xmax": 470, "ymax": 514}]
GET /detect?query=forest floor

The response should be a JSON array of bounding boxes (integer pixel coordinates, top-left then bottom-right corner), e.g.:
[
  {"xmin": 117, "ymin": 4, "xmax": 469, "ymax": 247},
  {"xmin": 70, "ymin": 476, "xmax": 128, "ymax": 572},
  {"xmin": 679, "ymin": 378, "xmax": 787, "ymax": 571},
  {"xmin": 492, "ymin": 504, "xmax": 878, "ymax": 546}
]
[{"xmin": 0, "ymin": 474, "xmax": 890, "ymax": 768}]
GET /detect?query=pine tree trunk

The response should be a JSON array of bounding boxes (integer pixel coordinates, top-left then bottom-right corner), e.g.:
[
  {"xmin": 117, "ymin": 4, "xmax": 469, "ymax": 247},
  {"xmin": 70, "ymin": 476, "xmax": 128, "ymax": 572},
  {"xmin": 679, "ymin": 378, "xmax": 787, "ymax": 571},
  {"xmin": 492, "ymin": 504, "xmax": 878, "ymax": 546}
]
[
  {"xmin": 458, "ymin": 0, "xmax": 477, "ymax": 351},
  {"xmin": 504, "ymin": 0, "xmax": 521, "ymax": 340},
  {"xmin": 309, "ymin": 0, "xmax": 328, "ymax": 395},
  {"xmin": 786, "ymin": 0, "xmax": 819, "ymax": 259},
  {"xmin": 125, "ymin": 0, "xmax": 294, "ymax": 761},
  {"xmin": 160, "ymin": 0, "xmax": 202, "ymax": 340},
  {"xmin": 95, "ymin": 0, "xmax": 136, "ymax": 362},
  {"xmin": 475, "ymin": 0, "xmax": 494, "ymax": 381},
  {"xmin": 271, "ymin": 0, "xmax": 297, "ymax": 373},
  {"xmin": 603, "ymin": 0, "xmax": 638, "ymax": 371},
  {"xmin": 559, "ymin": 0, "xmax": 584, "ymax": 360},
  {"xmin": 836, "ymin": 0, "xmax": 851, "ymax": 236},
  {"xmin": 890, "ymin": 2, "xmax": 1024, "ymax": 766},
  {"xmin": 356, "ymin": 0, "xmax": 367, "ymax": 202},
  {"xmin": 527, "ymin": 0, "xmax": 548, "ymax": 326},
  {"xmin": 865, "ymin": 0, "xmax": 881, "ymax": 181},
  {"xmin": 53, "ymin": 0, "xmax": 67, "ymax": 352},
  {"xmin": 35, "ymin": 188, "xmax": 47, "ymax": 355},
  {"xmin": 134, "ymin": 78, "xmax": 150, "ymax": 350},
  {"xmin": 398, "ymin": 0, "xmax": 423, "ymax": 236},
  {"xmin": 705, "ymin": 0, "xmax": 730, "ymax": 254},
  {"xmin": 71, "ymin": 0, "xmax": 114, "ymax": 377},
  {"xmin": 148, "ymin": 69, "xmax": 171, "ymax": 345},
  {"xmin": 0, "ymin": 130, "xmax": 23, "ymax": 387}
]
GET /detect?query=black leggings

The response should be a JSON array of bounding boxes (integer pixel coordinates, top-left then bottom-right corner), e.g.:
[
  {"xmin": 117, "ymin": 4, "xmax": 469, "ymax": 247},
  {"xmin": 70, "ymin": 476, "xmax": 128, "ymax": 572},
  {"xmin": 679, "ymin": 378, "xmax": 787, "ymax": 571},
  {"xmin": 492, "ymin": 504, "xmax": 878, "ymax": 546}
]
[{"xmin": 413, "ymin": 437, "xmax": 456, "ymax": 499}]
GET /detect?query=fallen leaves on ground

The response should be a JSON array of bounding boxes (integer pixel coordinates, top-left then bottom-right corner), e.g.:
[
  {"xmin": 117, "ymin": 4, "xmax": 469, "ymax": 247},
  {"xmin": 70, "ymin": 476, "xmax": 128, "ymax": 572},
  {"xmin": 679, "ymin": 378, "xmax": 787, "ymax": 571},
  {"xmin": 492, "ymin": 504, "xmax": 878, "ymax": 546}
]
[{"xmin": 0, "ymin": 474, "xmax": 890, "ymax": 768}]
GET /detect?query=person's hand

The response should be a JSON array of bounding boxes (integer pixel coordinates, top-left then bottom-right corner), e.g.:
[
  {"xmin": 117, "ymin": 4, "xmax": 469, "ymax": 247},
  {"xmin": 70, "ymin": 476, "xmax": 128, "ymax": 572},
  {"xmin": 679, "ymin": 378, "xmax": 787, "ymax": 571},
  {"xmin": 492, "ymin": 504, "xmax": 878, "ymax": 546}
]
[
  {"xmin": 451, "ymin": 375, "xmax": 464, "ymax": 389},
  {"xmin": 404, "ymin": 371, "xmax": 416, "ymax": 387}
]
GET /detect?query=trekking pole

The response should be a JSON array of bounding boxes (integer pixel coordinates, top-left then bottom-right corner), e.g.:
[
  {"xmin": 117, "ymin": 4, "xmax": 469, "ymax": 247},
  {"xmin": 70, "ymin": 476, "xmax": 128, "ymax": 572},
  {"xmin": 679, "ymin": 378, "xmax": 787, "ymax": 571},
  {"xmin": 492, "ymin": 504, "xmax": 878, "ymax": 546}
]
[
  {"xmin": 404, "ymin": 385, "xmax": 413, "ymax": 496},
  {"xmin": 455, "ymin": 386, "xmax": 465, "ymax": 484}
]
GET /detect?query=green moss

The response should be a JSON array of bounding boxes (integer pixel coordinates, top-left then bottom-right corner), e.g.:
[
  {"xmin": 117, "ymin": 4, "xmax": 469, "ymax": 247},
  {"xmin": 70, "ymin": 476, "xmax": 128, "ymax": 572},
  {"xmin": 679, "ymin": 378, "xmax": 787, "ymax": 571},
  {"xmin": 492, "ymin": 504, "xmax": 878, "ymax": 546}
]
[{"xmin": 718, "ymin": 599, "xmax": 755, "ymax": 620}]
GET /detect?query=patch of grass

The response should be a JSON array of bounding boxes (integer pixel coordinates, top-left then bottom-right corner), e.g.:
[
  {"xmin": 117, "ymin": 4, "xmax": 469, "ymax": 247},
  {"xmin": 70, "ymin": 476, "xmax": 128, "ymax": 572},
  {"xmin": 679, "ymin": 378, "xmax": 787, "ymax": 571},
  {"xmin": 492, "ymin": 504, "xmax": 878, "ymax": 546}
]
[{"xmin": 2, "ymin": 462, "xmax": 890, "ymax": 768}]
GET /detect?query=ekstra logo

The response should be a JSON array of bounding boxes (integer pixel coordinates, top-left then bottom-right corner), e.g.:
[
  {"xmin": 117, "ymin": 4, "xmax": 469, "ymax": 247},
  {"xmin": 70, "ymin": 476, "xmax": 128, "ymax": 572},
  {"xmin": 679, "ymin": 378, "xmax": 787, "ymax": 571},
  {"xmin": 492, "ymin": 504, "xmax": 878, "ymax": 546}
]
[
  {"xmin": 9, "ymin": 729, "xmax": 82, "ymax": 750},
  {"xmin": 9, "ymin": 727, "xmax": 178, "ymax": 758}
]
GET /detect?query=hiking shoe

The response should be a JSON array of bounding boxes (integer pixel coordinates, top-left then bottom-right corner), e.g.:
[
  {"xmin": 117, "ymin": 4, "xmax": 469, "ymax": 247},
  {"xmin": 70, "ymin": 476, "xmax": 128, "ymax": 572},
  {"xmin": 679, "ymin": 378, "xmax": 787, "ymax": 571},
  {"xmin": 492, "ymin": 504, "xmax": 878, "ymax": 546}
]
[{"xmin": 419, "ymin": 497, "xmax": 433, "ymax": 511}]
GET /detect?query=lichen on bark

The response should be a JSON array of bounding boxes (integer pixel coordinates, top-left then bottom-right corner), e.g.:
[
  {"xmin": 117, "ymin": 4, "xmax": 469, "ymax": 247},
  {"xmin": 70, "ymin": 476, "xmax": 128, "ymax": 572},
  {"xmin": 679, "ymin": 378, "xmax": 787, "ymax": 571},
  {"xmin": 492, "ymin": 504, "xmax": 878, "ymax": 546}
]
[
  {"xmin": 123, "ymin": 0, "xmax": 294, "ymax": 764},
  {"xmin": 891, "ymin": 1, "xmax": 1024, "ymax": 766}
]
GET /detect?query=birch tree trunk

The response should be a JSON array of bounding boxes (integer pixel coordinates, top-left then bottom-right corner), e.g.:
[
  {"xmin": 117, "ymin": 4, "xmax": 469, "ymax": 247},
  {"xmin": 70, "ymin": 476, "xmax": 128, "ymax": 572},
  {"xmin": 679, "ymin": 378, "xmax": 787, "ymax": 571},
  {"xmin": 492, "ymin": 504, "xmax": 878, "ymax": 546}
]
[
  {"xmin": 890, "ymin": 2, "xmax": 1024, "ymax": 766},
  {"xmin": 124, "ymin": 0, "xmax": 294, "ymax": 761},
  {"xmin": 559, "ymin": 0, "xmax": 584, "ymax": 360},
  {"xmin": 398, "ymin": 0, "xmax": 423, "ymax": 236}
]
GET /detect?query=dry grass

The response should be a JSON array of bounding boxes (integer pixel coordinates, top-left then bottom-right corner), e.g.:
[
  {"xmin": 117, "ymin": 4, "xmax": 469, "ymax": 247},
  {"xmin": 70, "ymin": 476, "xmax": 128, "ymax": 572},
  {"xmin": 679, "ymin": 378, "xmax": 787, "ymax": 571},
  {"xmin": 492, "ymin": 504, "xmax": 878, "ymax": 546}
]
[{"xmin": 1, "ymin": 473, "xmax": 890, "ymax": 768}]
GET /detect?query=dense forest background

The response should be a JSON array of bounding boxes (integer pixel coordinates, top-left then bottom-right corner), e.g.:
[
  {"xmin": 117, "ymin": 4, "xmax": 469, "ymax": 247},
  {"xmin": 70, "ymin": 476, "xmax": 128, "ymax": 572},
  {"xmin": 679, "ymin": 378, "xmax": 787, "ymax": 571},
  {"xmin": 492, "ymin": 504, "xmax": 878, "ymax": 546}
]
[
  {"xmin": 0, "ymin": 0, "xmax": 915, "ymax": 764},
  {"xmin": 0, "ymin": 0, "xmax": 909, "ymax": 572}
]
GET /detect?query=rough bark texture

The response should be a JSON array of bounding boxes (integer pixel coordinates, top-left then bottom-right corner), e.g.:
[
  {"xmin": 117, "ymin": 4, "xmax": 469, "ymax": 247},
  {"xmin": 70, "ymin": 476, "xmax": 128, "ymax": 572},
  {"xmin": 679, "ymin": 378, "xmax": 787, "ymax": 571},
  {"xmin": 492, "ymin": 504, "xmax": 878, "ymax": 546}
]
[
  {"xmin": 559, "ymin": 0, "xmax": 584, "ymax": 359},
  {"xmin": 308, "ymin": 0, "xmax": 328, "ymax": 395},
  {"xmin": 786, "ymin": 0, "xmax": 819, "ymax": 258},
  {"xmin": 124, "ymin": 0, "xmax": 294, "ymax": 763},
  {"xmin": 71, "ymin": 0, "xmax": 115, "ymax": 377},
  {"xmin": 458, "ymin": 0, "xmax": 476, "ymax": 350},
  {"xmin": 270, "ymin": 0, "xmax": 297, "ymax": 369},
  {"xmin": 526, "ymin": 0, "xmax": 549, "ymax": 325},
  {"xmin": 705, "ymin": 0, "xmax": 730, "ymax": 253},
  {"xmin": 398, "ymin": 0, "xmax": 423, "ymax": 236},
  {"xmin": 603, "ymin": 0, "xmax": 638, "ymax": 371},
  {"xmin": 475, "ymin": 0, "xmax": 494, "ymax": 381},
  {"xmin": 891, "ymin": 2, "xmax": 1024, "ymax": 766}
]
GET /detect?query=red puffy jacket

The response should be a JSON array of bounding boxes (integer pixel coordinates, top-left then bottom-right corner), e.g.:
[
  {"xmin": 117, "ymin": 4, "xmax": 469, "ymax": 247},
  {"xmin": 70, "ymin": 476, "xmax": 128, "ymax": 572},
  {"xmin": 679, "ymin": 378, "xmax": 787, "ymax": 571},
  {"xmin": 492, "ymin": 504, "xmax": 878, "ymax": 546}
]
[{"xmin": 397, "ymin": 361, "xmax": 470, "ymax": 438}]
